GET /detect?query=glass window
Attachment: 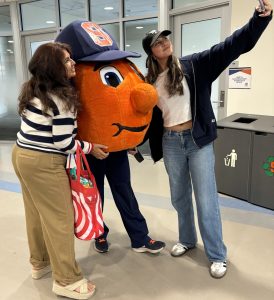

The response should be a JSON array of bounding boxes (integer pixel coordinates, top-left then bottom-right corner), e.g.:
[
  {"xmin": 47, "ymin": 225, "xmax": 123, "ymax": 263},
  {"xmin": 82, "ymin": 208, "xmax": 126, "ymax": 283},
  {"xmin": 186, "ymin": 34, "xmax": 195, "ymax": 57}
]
[
  {"xmin": 0, "ymin": 6, "xmax": 20, "ymax": 139},
  {"xmin": 124, "ymin": 18, "xmax": 157, "ymax": 75},
  {"xmin": 124, "ymin": 0, "xmax": 157, "ymax": 17},
  {"xmin": 0, "ymin": 36, "xmax": 20, "ymax": 139},
  {"xmin": 182, "ymin": 18, "xmax": 221, "ymax": 56},
  {"xmin": 20, "ymin": 0, "xmax": 57, "ymax": 31},
  {"xmin": 30, "ymin": 40, "xmax": 53, "ymax": 57},
  {"xmin": 60, "ymin": 0, "xmax": 87, "ymax": 27},
  {"xmin": 23, "ymin": 33, "xmax": 56, "ymax": 78},
  {"xmin": 101, "ymin": 23, "xmax": 120, "ymax": 48},
  {"xmin": 90, "ymin": 0, "xmax": 120, "ymax": 22},
  {"xmin": 181, "ymin": 18, "xmax": 221, "ymax": 118},
  {"xmin": 0, "ymin": 6, "xmax": 12, "ymax": 33}
]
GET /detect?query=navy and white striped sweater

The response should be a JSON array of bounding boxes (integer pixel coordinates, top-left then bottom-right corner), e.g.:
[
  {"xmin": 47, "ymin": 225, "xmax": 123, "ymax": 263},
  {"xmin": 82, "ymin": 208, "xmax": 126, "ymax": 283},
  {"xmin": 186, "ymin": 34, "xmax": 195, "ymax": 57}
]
[{"xmin": 17, "ymin": 95, "xmax": 91, "ymax": 155}]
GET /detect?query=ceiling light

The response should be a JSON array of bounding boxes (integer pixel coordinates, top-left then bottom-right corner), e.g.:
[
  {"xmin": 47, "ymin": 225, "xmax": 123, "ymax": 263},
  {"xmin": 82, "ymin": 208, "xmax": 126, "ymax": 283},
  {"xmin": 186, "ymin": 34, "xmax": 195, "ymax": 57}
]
[
  {"xmin": 8, "ymin": 40, "xmax": 14, "ymax": 43},
  {"xmin": 126, "ymin": 44, "xmax": 131, "ymax": 47},
  {"xmin": 104, "ymin": 6, "xmax": 114, "ymax": 10},
  {"xmin": 46, "ymin": 20, "xmax": 55, "ymax": 24},
  {"xmin": 136, "ymin": 26, "xmax": 143, "ymax": 29}
]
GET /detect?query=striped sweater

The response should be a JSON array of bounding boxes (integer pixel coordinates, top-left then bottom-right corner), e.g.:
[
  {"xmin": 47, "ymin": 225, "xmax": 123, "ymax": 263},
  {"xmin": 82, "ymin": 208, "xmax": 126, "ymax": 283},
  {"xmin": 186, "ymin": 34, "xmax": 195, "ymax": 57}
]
[{"xmin": 17, "ymin": 95, "xmax": 92, "ymax": 155}]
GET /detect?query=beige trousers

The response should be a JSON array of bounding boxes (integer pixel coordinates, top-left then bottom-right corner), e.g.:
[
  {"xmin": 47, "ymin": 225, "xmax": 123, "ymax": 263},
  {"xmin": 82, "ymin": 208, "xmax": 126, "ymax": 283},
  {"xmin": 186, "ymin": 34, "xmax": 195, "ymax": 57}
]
[{"xmin": 12, "ymin": 145, "xmax": 83, "ymax": 285}]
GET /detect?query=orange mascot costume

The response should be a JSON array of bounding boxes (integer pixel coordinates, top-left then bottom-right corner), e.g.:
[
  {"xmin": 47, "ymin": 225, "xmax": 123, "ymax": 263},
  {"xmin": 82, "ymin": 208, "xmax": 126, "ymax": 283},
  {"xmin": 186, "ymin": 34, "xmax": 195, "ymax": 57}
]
[{"xmin": 56, "ymin": 21, "xmax": 165, "ymax": 253}]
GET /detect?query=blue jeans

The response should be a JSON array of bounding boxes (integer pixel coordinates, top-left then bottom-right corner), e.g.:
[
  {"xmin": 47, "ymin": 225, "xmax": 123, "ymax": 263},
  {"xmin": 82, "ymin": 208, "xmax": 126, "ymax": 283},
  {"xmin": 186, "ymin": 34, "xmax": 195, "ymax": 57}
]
[{"xmin": 162, "ymin": 129, "xmax": 227, "ymax": 262}]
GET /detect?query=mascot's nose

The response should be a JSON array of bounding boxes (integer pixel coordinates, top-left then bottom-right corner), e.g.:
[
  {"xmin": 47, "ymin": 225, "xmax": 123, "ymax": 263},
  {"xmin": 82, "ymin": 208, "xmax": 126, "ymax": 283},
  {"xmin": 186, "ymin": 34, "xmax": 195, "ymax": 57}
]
[{"xmin": 131, "ymin": 83, "xmax": 158, "ymax": 114}]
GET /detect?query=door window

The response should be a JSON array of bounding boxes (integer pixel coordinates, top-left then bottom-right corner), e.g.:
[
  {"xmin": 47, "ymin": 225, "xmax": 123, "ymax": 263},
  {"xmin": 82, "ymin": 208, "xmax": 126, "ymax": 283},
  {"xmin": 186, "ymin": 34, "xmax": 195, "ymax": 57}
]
[{"xmin": 181, "ymin": 18, "xmax": 221, "ymax": 119}]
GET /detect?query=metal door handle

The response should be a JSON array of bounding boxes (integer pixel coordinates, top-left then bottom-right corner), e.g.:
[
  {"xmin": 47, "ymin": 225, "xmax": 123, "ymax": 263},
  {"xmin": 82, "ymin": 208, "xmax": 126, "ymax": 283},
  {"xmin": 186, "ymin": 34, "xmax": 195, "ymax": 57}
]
[{"xmin": 212, "ymin": 91, "xmax": 225, "ymax": 107}]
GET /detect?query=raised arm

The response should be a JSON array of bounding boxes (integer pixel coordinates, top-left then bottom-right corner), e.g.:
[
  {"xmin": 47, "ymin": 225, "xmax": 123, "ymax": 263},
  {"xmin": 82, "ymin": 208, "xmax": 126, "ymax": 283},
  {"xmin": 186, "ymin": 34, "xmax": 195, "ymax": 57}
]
[{"xmin": 190, "ymin": 0, "xmax": 272, "ymax": 82}]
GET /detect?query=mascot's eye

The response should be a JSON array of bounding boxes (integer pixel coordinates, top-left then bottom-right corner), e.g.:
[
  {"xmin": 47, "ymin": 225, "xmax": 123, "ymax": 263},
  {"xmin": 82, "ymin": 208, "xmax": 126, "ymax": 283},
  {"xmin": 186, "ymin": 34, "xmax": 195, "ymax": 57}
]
[{"xmin": 100, "ymin": 66, "xmax": 124, "ymax": 87}]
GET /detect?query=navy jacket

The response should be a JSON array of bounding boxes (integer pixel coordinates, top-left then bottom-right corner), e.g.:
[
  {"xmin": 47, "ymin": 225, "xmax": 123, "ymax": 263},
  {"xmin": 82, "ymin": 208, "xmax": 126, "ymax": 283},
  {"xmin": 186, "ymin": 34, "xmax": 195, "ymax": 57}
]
[{"xmin": 146, "ymin": 10, "xmax": 272, "ymax": 163}]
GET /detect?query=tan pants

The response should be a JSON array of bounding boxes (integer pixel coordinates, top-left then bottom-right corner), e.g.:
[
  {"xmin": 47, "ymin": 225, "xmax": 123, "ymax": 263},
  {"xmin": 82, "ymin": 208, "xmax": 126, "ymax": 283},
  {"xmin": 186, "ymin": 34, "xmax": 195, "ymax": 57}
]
[{"xmin": 12, "ymin": 145, "xmax": 83, "ymax": 285}]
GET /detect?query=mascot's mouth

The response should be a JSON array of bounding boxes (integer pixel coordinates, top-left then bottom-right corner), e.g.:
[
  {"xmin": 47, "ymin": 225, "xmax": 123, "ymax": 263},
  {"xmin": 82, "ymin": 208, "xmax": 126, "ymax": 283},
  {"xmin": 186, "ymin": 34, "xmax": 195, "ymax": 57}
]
[{"xmin": 112, "ymin": 123, "xmax": 148, "ymax": 137}]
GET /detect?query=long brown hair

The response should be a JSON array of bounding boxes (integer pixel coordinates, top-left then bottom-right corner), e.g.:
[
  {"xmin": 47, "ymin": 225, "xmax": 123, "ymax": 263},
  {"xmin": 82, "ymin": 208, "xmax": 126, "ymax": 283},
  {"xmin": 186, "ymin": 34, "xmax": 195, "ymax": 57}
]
[
  {"xmin": 145, "ymin": 54, "xmax": 184, "ymax": 97},
  {"xmin": 18, "ymin": 42, "xmax": 79, "ymax": 116}
]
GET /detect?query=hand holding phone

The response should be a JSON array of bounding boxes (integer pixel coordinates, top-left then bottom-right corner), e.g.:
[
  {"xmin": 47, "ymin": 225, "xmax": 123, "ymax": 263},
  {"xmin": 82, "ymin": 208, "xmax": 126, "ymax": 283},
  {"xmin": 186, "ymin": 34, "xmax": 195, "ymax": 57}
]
[{"xmin": 258, "ymin": 0, "xmax": 266, "ymax": 12}]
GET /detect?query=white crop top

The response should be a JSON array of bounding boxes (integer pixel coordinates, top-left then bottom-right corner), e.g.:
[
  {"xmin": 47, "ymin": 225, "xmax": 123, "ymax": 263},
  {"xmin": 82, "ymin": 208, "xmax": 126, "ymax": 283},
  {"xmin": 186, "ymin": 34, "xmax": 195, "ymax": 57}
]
[{"xmin": 154, "ymin": 68, "xmax": 192, "ymax": 127}]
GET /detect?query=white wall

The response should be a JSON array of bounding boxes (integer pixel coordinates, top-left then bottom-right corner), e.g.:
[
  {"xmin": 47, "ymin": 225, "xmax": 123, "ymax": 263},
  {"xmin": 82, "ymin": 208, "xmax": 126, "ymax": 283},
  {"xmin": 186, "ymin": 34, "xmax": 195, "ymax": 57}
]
[{"xmin": 227, "ymin": 0, "xmax": 274, "ymax": 116}]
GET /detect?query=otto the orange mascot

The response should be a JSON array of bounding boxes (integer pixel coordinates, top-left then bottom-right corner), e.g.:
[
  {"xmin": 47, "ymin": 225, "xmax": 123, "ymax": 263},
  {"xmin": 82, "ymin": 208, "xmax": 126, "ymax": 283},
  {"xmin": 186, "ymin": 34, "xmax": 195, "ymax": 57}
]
[{"xmin": 56, "ymin": 21, "xmax": 165, "ymax": 253}]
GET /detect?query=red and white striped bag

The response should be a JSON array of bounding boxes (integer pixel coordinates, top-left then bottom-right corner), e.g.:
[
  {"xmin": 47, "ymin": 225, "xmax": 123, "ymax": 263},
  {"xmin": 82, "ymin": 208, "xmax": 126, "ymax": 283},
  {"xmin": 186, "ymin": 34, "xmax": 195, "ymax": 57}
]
[{"xmin": 66, "ymin": 145, "xmax": 104, "ymax": 240}]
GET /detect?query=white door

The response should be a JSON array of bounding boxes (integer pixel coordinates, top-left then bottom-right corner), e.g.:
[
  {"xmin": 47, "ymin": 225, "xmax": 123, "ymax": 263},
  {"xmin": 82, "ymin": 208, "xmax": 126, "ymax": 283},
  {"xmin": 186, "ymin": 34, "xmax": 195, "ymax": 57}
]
[{"xmin": 173, "ymin": 5, "xmax": 230, "ymax": 120}]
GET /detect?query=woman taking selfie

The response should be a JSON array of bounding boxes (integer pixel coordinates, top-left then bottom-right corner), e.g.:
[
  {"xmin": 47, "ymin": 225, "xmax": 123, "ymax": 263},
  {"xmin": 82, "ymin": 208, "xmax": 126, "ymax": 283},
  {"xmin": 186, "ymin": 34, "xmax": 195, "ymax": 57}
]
[{"xmin": 142, "ymin": 1, "xmax": 272, "ymax": 278}]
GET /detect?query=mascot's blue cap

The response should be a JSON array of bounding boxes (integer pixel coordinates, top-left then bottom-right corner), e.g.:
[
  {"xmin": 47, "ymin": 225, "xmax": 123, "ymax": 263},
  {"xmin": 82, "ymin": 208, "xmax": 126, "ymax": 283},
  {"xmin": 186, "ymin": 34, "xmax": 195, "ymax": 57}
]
[{"xmin": 55, "ymin": 20, "xmax": 141, "ymax": 62}]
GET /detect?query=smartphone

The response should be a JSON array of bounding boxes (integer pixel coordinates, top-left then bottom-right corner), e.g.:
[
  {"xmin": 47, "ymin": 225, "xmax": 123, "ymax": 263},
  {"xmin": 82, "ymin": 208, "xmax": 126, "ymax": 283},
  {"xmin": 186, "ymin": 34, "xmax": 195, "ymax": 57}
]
[
  {"xmin": 258, "ymin": 0, "xmax": 266, "ymax": 12},
  {"xmin": 134, "ymin": 150, "xmax": 144, "ymax": 163}
]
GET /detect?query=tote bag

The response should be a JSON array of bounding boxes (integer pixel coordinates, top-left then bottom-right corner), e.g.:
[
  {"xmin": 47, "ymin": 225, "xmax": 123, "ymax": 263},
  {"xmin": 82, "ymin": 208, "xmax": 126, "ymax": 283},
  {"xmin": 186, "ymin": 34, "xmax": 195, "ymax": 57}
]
[{"xmin": 66, "ymin": 145, "xmax": 104, "ymax": 240}]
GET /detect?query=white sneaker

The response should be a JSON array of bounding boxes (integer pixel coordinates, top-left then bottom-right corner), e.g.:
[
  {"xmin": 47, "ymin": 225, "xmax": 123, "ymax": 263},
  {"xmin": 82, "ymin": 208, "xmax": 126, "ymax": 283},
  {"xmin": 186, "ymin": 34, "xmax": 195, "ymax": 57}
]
[
  {"xmin": 170, "ymin": 243, "xmax": 189, "ymax": 257},
  {"xmin": 210, "ymin": 261, "xmax": 227, "ymax": 278}
]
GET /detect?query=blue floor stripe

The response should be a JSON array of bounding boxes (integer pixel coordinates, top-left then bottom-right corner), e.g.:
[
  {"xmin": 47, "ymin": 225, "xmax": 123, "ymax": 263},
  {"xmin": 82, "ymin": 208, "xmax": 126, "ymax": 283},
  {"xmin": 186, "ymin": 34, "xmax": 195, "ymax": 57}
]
[
  {"xmin": 1, "ymin": 179, "xmax": 273, "ymax": 216},
  {"xmin": 0, "ymin": 180, "xmax": 21, "ymax": 193},
  {"xmin": 219, "ymin": 196, "xmax": 274, "ymax": 216}
]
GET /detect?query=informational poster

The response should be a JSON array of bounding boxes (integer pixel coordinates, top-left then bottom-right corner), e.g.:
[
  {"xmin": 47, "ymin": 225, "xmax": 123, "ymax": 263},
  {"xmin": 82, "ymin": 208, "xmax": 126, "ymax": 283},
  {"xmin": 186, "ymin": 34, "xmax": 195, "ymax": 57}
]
[{"xmin": 229, "ymin": 67, "xmax": 251, "ymax": 89}]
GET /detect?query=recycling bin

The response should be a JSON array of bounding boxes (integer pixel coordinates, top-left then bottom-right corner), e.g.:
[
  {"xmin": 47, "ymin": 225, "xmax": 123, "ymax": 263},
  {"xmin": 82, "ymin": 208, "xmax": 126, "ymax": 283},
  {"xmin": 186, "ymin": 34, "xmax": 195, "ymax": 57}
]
[
  {"xmin": 250, "ymin": 132, "xmax": 274, "ymax": 209},
  {"xmin": 214, "ymin": 113, "xmax": 274, "ymax": 209}
]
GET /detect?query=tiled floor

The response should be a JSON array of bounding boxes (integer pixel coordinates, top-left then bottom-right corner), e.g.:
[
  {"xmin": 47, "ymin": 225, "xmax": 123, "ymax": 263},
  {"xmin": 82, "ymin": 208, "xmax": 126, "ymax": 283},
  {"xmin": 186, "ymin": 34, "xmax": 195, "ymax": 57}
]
[{"xmin": 1, "ymin": 141, "xmax": 274, "ymax": 300}]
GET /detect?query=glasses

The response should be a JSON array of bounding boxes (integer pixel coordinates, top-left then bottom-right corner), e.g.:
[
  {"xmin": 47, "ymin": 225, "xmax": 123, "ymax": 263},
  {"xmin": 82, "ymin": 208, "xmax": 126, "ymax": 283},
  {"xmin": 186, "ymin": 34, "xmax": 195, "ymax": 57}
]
[{"xmin": 152, "ymin": 36, "xmax": 170, "ymax": 48}]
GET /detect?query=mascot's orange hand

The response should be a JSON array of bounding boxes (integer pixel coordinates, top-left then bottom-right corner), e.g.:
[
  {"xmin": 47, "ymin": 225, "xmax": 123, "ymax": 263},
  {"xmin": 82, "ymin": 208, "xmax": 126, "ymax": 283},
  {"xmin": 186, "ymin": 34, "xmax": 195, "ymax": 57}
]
[{"xmin": 91, "ymin": 144, "xmax": 109, "ymax": 160}]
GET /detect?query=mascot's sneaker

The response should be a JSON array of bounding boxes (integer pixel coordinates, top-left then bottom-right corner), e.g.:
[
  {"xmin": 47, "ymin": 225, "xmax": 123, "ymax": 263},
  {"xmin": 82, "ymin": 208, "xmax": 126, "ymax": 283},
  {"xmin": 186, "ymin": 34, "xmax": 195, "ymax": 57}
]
[
  {"xmin": 210, "ymin": 261, "xmax": 227, "ymax": 278},
  {"xmin": 132, "ymin": 239, "xmax": 165, "ymax": 254},
  {"xmin": 94, "ymin": 238, "xmax": 109, "ymax": 253}
]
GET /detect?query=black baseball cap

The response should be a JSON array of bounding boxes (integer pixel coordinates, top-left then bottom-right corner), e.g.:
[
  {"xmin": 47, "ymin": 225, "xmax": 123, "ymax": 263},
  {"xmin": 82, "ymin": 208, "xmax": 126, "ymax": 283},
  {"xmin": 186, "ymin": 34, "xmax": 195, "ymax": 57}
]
[{"xmin": 142, "ymin": 29, "xmax": 171, "ymax": 55}]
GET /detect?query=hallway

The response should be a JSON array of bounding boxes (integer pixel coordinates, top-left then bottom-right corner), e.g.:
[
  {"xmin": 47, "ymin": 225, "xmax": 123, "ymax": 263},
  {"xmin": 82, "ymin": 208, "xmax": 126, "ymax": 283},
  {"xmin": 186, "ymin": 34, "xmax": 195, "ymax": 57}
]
[{"xmin": 1, "ymin": 141, "xmax": 274, "ymax": 300}]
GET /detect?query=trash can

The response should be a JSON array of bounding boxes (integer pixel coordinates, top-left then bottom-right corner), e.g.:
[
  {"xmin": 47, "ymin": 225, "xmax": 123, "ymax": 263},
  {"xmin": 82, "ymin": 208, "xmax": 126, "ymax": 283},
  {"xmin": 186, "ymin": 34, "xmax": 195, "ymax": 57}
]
[
  {"xmin": 214, "ymin": 126, "xmax": 253, "ymax": 200},
  {"xmin": 214, "ymin": 113, "xmax": 274, "ymax": 209}
]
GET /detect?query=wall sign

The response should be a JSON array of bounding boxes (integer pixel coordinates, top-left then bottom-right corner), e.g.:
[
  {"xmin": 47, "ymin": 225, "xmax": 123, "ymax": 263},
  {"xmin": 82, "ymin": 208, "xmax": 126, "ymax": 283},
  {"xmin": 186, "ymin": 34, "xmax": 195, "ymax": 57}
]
[{"xmin": 229, "ymin": 67, "xmax": 251, "ymax": 89}]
